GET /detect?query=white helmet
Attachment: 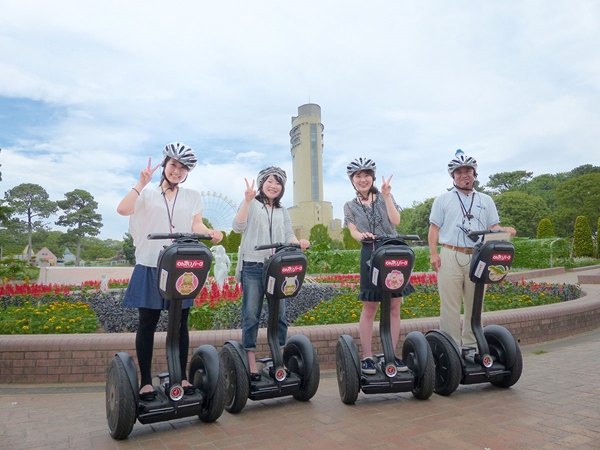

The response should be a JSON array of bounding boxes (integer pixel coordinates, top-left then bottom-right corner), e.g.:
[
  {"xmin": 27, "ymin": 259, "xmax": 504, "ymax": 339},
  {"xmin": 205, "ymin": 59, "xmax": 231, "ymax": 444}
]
[
  {"xmin": 447, "ymin": 149, "xmax": 477, "ymax": 177},
  {"xmin": 257, "ymin": 166, "xmax": 287, "ymax": 188},
  {"xmin": 346, "ymin": 157, "xmax": 377, "ymax": 179},
  {"xmin": 163, "ymin": 142, "xmax": 197, "ymax": 171}
]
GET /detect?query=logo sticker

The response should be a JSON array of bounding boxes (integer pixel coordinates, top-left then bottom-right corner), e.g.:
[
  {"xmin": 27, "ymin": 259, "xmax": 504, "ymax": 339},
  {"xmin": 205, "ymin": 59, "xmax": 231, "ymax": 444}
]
[
  {"xmin": 175, "ymin": 272, "xmax": 199, "ymax": 295},
  {"xmin": 384, "ymin": 270, "xmax": 405, "ymax": 291},
  {"xmin": 176, "ymin": 259, "xmax": 204, "ymax": 269},
  {"xmin": 488, "ymin": 265, "xmax": 509, "ymax": 282},
  {"xmin": 384, "ymin": 259, "xmax": 409, "ymax": 267},
  {"xmin": 282, "ymin": 265, "xmax": 303, "ymax": 274},
  {"xmin": 492, "ymin": 254, "xmax": 512, "ymax": 262},
  {"xmin": 281, "ymin": 276, "xmax": 299, "ymax": 296}
]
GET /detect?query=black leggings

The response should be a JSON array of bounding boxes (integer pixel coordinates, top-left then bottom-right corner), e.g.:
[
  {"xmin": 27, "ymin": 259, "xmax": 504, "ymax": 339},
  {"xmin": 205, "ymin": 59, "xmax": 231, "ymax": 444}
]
[{"xmin": 136, "ymin": 307, "xmax": 190, "ymax": 389}]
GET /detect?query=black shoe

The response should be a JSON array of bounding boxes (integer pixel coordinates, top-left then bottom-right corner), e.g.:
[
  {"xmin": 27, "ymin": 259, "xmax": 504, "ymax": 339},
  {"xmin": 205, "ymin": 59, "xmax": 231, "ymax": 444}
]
[
  {"xmin": 250, "ymin": 372, "xmax": 261, "ymax": 382},
  {"xmin": 394, "ymin": 357, "xmax": 409, "ymax": 372},
  {"xmin": 361, "ymin": 357, "xmax": 377, "ymax": 375},
  {"xmin": 139, "ymin": 390, "xmax": 157, "ymax": 402}
]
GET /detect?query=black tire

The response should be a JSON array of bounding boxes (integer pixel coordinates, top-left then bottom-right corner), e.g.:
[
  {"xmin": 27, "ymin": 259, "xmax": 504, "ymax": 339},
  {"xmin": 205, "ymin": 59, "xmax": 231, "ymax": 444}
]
[
  {"xmin": 189, "ymin": 353, "xmax": 225, "ymax": 422},
  {"xmin": 335, "ymin": 338, "xmax": 360, "ymax": 405},
  {"xmin": 106, "ymin": 357, "xmax": 137, "ymax": 440},
  {"xmin": 290, "ymin": 347, "xmax": 320, "ymax": 401},
  {"xmin": 403, "ymin": 338, "xmax": 435, "ymax": 400},
  {"xmin": 426, "ymin": 333, "xmax": 461, "ymax": 396},
  {"xmin": 219, "ymin": 343, "xmax": 249, "ymax": 413},
  {"xmin": 490, "ymin": 343, "xmax": 523, "ymax": 388}
]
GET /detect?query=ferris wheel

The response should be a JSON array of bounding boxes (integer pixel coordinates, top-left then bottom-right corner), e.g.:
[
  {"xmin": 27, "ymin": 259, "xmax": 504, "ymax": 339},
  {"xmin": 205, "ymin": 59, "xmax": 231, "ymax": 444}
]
[{"xmin": 200, "ymin": 191, "xmax": 238, "ymax": 232}]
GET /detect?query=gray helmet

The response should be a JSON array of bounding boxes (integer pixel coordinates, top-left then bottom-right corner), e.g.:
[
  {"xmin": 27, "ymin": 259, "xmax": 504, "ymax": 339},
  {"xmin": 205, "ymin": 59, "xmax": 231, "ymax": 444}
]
[
  {"xmin": 257, "ymin": 166, "xmax": 287, "ymax": 188},
  {"xmin": 347, "ymin": 157, "xmax": 377, "ymax": 179},
  {"xmin": 163, "ymin": 142, "xmax": 197, "ymax": 171},
  {"xmin": 447, "ymin": 149, "xmax": 477, "ymax": 177}
]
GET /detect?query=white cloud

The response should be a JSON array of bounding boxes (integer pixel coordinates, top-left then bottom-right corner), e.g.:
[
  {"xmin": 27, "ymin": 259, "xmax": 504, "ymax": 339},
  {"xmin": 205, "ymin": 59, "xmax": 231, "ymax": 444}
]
[{"xmin": 1, "ymin": 1, "xmax": 599, "ymax": 239}]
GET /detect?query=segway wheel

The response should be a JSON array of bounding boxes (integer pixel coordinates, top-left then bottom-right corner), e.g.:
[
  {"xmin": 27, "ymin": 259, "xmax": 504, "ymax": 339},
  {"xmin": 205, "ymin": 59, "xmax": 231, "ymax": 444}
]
[
  {"xmin": 335, "ymin": 338, "xmax": 360, "ymax": 405},
  {"xmin": 106, "ymin": 356, "xmax": 136, "ymax": 440},
  {"xmin": 403, "ymin": 336, "xmax": 435, "ymax": 400},
  {"xmin": 189, "ymin": 352, "xmax": 226, "ymax": 422},
  {"xmin": 426, "ymin": 332, "xmax": 461, "ymax": 396},
  {"xmin": 290, "ymin": 346, "xmax": 320, "ymax": 401},
  {"xmin": 219, "ymin": 343, "xmax": 249, "ymax": 413},
  {"xmin": 491, "ymin": 343, "xmax": 523, "ymax": 388}
]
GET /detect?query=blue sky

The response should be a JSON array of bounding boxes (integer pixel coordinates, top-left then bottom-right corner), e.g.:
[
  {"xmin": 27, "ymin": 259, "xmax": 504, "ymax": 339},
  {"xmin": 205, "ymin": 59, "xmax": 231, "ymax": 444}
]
[{"xmin": 1, "ymin": 1, "xmax": 599, "ymax": 240}]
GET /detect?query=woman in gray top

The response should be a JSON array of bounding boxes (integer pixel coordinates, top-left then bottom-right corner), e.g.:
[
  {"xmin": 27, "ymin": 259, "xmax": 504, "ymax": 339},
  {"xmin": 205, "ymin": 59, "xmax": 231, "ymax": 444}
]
[
  {"xmin": 343, "ymin": 157, "xmax": 413, "ymax": 376},
  {"xmin": 232, "ymin": 166, "xmax": 309, "ymax": 381}
]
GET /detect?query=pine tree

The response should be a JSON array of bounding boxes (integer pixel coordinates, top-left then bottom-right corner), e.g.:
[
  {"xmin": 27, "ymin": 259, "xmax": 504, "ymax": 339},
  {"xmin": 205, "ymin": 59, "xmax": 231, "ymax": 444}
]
[
  {"xmin": 573, "ymin": 216, "xmax": 594, "ymax": 257},
  {"xmin": 536, "ymin": 218, "xmax": 555, "ymax": 239}
]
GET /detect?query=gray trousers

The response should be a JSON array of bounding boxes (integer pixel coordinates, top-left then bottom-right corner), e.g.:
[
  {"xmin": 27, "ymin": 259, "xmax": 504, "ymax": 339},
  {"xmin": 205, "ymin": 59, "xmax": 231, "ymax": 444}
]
[{"xmin": 438, "ymin": 246, "xmax": 486, "ymax": 349}]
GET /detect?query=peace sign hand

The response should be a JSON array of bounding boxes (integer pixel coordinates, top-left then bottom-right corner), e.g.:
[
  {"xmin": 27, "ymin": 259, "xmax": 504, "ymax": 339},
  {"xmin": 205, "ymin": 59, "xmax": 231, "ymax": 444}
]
[
  {"xmin": 140, "ymin": 157, "xmax": 161, "ymax": 186},
  {"xmin": 244, "ymin": 178, "xmax": 256, "ymax": 202},
  {"xmin": 381, "ymin": 175, "xmax": 394, "ymax": 197}
]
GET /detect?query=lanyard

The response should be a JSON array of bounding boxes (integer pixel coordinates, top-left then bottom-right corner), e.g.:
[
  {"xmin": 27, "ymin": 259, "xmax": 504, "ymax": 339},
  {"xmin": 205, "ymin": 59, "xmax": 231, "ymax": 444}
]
[
  {"xmin": 162, "ymin": 188, "xmax": 179, "ymax": 233},
  {"xmin": 455, "ymin": 191, "xmax": 475, "ymax": 220},
  {"xmin": 263, "ymin": 203, "xmax": 276, "ymax": 254}
]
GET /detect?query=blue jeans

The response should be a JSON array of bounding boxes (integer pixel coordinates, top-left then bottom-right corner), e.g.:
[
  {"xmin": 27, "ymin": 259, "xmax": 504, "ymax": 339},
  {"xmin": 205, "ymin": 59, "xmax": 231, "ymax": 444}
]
[{"xmin": 241, "ymin": 261, "xmax": 287, "ymax": 351}]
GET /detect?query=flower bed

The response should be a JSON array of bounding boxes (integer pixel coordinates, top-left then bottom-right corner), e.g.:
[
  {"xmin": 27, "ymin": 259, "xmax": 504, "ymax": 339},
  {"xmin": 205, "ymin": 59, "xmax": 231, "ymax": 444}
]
[{"xmin": 0, "ymin": 274, "xmax": 582, "ymax": 334}]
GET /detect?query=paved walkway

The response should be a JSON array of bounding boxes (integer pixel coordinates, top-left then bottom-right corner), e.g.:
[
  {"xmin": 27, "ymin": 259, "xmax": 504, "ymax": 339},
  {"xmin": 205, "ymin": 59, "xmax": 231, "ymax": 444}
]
[{"xmin": 2, "ymin": 267, "xmax": 600, "ymax": 449}]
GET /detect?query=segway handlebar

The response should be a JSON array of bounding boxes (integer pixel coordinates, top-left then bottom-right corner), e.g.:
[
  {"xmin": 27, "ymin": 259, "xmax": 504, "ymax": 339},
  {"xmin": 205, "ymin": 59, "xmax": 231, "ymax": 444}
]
[
  {"xmin": 147, "ymin": 232, "xmax": 213, "ymax": 241},
  {"xmin": 362, "ymin": 234, "xmax": 420, "ymax": 243},
  {"xmin": 254, "ymin": 242, "xmax": 301, "ymax": 251},
  {"xmin": 466, "ymin": 229, "xmax": 510, "ymax": 238}
]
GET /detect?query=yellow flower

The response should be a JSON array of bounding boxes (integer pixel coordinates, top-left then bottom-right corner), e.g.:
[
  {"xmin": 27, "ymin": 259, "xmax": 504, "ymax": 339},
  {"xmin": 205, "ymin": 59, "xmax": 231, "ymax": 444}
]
[{"xmin": 22, "ymin": 326, "xmax": 29, "ymax": 331}]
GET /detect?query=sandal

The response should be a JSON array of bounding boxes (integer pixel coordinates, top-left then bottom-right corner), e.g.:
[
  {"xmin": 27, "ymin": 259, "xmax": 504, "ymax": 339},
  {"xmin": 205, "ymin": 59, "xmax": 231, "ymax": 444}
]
[
  {"xmin": 139, "ymin": 390, "xmax": 157, "ymax": 402},
  {"xmin": 181, "ymin": 380, "xmax": 196, "ymax": 395}
]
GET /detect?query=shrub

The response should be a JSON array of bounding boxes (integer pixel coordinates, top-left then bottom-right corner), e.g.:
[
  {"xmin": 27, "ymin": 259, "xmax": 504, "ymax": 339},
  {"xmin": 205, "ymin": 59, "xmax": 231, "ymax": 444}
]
[
  {"xmin": 573, "ymin": 216, "xmax": 594, "ymax": 257},
  {"xmin": 536, "ymin": 218, "xmax": 555, "ymax": 239}
]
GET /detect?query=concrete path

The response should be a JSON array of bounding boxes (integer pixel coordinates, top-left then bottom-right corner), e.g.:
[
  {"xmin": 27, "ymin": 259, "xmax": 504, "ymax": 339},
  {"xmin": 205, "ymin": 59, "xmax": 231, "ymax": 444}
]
[{"xmin": 1, "ymin": 329, "xmax": 600, "ymax": 450}]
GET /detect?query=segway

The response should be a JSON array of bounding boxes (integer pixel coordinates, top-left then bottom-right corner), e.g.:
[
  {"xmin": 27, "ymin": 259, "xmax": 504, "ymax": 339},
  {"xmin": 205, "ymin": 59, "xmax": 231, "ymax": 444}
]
[
  {"xmin": 336, "ymin": 235, "xmax": 435, "ymax": 404},
  {"xmin": 219, "ymin": 242, "xmax": 320, "ymax": 413},
  {"xmin": 426, "ymin": 230, "xmax": 523, "ymax": 396},
  {"xmin": 106, "ymin": 233, "xmax": 225, "ymax": 440}
]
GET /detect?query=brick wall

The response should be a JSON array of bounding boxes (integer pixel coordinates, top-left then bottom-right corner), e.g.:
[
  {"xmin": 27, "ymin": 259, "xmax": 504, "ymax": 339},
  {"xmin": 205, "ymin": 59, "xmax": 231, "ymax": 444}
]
[{"xmin": 2, "ymin": 287, "xmax": 600, "ymax": 384}]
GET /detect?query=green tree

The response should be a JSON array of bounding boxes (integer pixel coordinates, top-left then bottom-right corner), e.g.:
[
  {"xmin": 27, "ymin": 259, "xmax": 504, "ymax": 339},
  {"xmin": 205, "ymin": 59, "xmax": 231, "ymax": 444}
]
[
  {"xmin": 519, "ymin": 173, "xmax": 563, "ymax": 211},
  {"xmin": 309, "ymin": 224, "xmax": 333, "ymax": 252},
  {"xmin": 4, "ymin": 183, "xmax": 57, "ymax": 258},
  {"xmin": 396, "ymin": 198, "xmax": 435, "ymax": 243},
  {"xmin": 597, "ymin": 217, "xmax": 600, "ymax": 258},
  {"xmin": 494, "ymin": 191, "xmax": 551, "ymax": 238},
  {"xmin": 555, "ymin": 173, "xmax": 600, "ymax": 236},
  {"xmin": 573, "ymin": 216, "xmax": 594, "ymax": 257},
  {"xmin": 536, "ymin": 218, "xmax": 556, "ymax": 239},
  {"xmin": 485, "ymin": 170, "xmax": 533, "ymax": 194},
  {"xmin": 0, "ymin": 199, "xmax": 12, "ymax": 226},
  {"xmin": 342, "ymin": 227, "xmax": 360, "ymax": 250},
  {"xmin": 122, "ymin": 232, "xmax": 136, "ymax": 265},
  {"xmin": 568, "ymin": 164, "xmax": 600, "ymax": 178},
  {"xmin": 55, "ymin": 189, "xmax": 103, "ymax": 266},
  {"xmin": 225, "ymin": 230, "xmax": 242, "ymax": 254},
  {"xmin": 81, "ymin": 244, "xmax": 117, "ymax": 261}
]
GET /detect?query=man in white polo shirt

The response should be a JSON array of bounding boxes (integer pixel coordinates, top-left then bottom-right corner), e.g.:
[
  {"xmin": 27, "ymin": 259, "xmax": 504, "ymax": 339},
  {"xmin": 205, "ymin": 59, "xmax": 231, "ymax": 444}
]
[{"xmin": 428, "ymin": 150, "xmax": 516, "ymax": 361}]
